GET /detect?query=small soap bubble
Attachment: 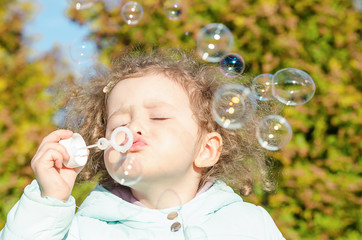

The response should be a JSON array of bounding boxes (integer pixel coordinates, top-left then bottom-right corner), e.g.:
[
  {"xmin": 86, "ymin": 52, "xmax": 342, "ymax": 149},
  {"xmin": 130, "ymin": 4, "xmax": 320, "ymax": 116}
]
[
  {"xmin": 256, "ymin": 115, "xmax": 292, "ymax": 151},
  {"xmin": 69, "ymin": 37, "xmax": 97, "ymax": 65},
  {"xmin": 219, "ymin": 53, "xmax": 245, "ymax": 77},
  {"xmin": 164, "ymin": 0, "xmax": 183, "ymax": 20},
  {"xmin": 121, "ymin": 1, "xmax": 143, "ymax": 25},
  {"xmin": 184, "ymin": 226, "xmax": 208, "ymax": 240},
  {"xmin": 252, "ymin": 73, "xmax": 274, "ymax": 101},
  {"xmin": 272, "ymin": 68, "xmax": 315, "ymax": 106},
  {"xmin": 212, "ymin": 84, "xmax": 257, "ymax": 130},
  {"xmin": 113, "ymin": 156, "xmax": 143, "ymax": 186},
  {"xmin": 69, "ymin": 0, "xmax": 94, "ymax": 10},
  {"xmin": 196, "ymin": 23, "xmax": 234, "ymax": 62}
]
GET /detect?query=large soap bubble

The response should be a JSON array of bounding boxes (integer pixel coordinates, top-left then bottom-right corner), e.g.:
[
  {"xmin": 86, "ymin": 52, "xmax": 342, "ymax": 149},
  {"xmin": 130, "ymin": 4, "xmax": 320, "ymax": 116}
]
[
  {"xmin": 256, "ymin": 115, "xmax": 292, "ymax": 151},
  {"xmin": 196, "ymin": 23, "xmax": 234, "ymax": 62},
  {"xmin": 112, "ymin": 156, "xmax": 143, "ymax": 186},
  {"xmin": 272, "ymin": 68, "xmax": 315, "ymax": 106},
  {"xmin": 212, "ymin": 84, "xmax": 257, "ymax": 130},
  {"xmin": 121, "ymin": 1, "xmax": 143, "ymax": 25}
]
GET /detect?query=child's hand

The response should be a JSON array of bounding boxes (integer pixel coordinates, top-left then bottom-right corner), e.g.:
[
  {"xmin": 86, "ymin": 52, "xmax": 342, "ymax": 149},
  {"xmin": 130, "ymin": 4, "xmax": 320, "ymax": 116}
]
[{"xmin": 31, "ymin": 129, "xmax": 84, "ymax": 201}]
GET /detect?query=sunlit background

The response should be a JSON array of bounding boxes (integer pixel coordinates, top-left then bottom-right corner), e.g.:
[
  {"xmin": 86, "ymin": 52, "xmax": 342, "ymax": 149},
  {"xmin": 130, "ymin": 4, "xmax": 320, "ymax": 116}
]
[{"xmin": 0, "ymin": 0, "xmax": 361, "ymax": 239}]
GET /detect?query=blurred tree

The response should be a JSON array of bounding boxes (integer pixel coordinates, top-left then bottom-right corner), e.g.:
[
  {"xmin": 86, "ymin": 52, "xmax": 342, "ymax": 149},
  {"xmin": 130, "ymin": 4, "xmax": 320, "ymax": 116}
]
[
  {"xmin": 66, "ymin": 0, "xmax": 361, "ymax": 239},
  {"xmin": 0, "ymin": 0, "xmax": 361, "ymax": 239},
  {"xmin": 0, "ymin": 0, "xmax": 74, "ymax": 228}
]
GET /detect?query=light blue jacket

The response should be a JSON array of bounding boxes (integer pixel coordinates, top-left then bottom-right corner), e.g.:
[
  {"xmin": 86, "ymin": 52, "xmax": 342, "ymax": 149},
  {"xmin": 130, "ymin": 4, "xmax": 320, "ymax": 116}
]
[{"xmin": 0, "ymin": 180, "xmax": 285, "ymax": 240}]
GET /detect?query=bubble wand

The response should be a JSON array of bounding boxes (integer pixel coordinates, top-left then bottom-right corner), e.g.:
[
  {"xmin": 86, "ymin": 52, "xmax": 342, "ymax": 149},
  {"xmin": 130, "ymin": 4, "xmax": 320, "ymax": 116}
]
[{"xmin": 59, "ymin": 127, "xmax": 133, "ymax": 168}]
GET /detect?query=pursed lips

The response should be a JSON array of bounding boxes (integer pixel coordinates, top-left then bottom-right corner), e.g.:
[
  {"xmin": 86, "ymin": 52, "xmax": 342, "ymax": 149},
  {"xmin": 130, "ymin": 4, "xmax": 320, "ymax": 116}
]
[{"xmin": 128, "ymin": 136, "xmax": 147, "ymax": 152}]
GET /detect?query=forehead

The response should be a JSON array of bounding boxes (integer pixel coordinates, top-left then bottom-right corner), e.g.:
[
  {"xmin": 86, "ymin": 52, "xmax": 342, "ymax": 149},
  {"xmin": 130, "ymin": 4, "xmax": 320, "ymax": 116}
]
[{"xmin": 107, "ymin": 73, "xmax": 191, "ymax": 111}]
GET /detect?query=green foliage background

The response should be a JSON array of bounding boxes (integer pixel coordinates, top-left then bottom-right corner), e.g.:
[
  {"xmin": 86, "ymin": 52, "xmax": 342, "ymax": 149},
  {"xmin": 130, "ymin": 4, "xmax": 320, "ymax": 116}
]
[{"xmin": 0, "ymin": 0, "xmax": 361, "ymax": 239}]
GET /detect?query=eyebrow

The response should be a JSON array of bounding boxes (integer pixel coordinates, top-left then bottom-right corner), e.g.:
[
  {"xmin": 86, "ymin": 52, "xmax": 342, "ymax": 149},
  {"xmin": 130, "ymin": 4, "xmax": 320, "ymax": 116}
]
[
  {"xmin": 108, "ymin": 100, "xmax": 176, "ymax": 120},
  {"xmin": 143, "ymin": 100, "xmax": 175, "ymax": 109}
]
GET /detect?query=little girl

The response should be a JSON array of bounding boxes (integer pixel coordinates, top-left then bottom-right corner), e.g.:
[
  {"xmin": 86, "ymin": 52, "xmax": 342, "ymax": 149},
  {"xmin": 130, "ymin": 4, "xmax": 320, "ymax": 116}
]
[{"xmin": 0, "ymin": 48, "xmax": 285, "ymax": 239}]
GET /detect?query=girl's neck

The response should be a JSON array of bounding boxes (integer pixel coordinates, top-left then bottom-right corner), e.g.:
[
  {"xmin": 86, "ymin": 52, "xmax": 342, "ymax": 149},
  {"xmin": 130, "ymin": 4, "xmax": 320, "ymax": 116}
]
[{"xmin": 130, "ymin": 176, "xmax": 200, "ymax": 209}]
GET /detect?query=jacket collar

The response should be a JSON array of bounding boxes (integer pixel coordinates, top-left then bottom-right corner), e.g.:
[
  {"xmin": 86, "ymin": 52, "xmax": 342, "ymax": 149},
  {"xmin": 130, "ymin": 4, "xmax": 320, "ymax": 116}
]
[{"xmin": 76, "ymin": 180, "xmax": 242, "ymax": 225}]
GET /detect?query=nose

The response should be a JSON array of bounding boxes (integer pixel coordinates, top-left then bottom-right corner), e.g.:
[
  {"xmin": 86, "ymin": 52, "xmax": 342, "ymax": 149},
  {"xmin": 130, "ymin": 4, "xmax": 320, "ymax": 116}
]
[{"xmin": 128, "ymin": 119, "xmax": 144, "ymax": 136}]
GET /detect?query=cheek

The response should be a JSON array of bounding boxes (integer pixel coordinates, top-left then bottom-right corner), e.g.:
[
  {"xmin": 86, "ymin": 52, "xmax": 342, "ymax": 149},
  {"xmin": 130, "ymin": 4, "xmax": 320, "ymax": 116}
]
[{"xmin": 157, "ymin": 124, "xmax": 200, "ymax": 160}]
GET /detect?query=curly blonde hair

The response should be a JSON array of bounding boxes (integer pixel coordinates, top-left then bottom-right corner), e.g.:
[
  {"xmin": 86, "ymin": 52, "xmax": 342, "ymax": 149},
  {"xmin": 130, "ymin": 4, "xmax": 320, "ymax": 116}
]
[{"xmin": 65, "ymin": 47, "xmax": 279, "ymax": 196}]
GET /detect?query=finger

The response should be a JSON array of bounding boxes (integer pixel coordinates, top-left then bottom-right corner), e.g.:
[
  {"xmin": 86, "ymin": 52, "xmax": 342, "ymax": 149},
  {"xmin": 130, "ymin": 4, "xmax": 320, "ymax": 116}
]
[
  {"xmin": 33, "ymin": 148, "xmax": 65, "ymax": 171},
  {"xmin": 46, "ymin": 149, "xmax": 65, "ymax": 169},
  {"xmin": 40, "ymin": 129, "xmax": 74, "ymax": 146},
  {"xmin": 33, "ymin": 142, "xmax": 70, "ymax": 165}
]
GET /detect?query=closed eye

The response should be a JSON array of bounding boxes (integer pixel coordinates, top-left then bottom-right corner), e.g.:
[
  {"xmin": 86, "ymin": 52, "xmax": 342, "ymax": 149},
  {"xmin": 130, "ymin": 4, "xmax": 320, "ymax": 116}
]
[{"xmin": 151, "ymin": 118, "xmax": 169, "ymax": 120}]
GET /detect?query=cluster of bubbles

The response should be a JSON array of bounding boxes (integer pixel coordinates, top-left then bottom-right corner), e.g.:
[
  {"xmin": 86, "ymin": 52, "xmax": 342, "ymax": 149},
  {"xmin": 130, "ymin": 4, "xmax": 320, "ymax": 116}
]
[
  {"xmin": 204, "ymin": 24, "xmax": 315, "ymax": 151},
  {"xmin": 194, "ymin": 20, "xmax": 316, "ymax": 152},
  {"xmin": 212, "ymin": 67, "xmax": 315, "ymax": 151},
  {"xmin": 194, "ymin": 22, "xmax": 315, "ymax": 152}
]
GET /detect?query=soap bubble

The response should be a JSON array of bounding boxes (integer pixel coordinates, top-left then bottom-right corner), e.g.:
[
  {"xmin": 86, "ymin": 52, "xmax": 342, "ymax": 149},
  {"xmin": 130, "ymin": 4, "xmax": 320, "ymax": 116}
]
[
  {"xmin": 256, "ymin": 115, "xmax": 292, "ymax": 151},
  {"xmin": 184, "ymin": 226, "xmax": 208, "ymax": 240},
  {"xmin": 69, "ymin": 37, "xmax": 97, "ymax": 65},
  {"xmin": 252, "ymin": 74, "xmax": 274, "ymax": 101},
  {"xmin": 212, "ymin": 84, "xmax": 257, "ymax": 130},
  {"xmin": 196, "ymin": 23, "xmax": 234, "ymax": 62},
  {"xmin": 69, "ymin": 0, "xmax": 95, "ymax": 10},
  {"xmin": 164, "ymin": 0, "xmax": 183, "ymax": 20},
  {"xmin": 272, "ymin": 68, "xmax": 315, "ymax": 106},
  {"xmin": 121, "ymin": 1, "xmax": 143, "ymax": 25},
  {"xmin": 113, "ymin": 156, "xmax": 143, "ymax": 186},
  {"xmin": 219, "ymin": 53, "xmax": 245, "ymax": 77}
]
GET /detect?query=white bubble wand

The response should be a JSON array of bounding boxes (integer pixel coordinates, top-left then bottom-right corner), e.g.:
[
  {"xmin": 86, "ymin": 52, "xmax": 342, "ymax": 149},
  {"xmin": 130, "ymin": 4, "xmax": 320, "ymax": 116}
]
[{"xmin": 59, "ymin": 127, "xmax": 133, "ymax": 168}]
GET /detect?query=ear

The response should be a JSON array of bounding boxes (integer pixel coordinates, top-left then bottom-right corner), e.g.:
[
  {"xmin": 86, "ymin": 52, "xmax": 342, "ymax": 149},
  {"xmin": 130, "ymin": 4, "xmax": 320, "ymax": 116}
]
[{"xmin": 194, "ymin": 132, "xmax": 222, "ymax": 168}]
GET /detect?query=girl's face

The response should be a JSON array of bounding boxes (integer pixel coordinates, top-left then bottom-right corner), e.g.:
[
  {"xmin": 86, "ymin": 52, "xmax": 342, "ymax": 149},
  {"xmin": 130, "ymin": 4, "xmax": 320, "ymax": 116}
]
[{"xmin": 105, "ymin": 73, "xmax": 202, "ymax": 186}]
